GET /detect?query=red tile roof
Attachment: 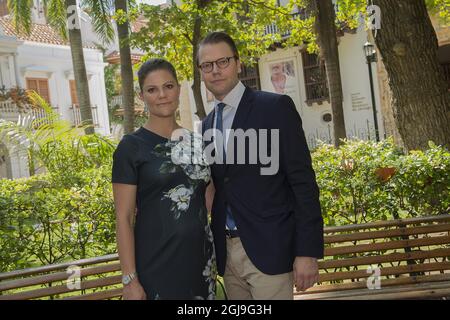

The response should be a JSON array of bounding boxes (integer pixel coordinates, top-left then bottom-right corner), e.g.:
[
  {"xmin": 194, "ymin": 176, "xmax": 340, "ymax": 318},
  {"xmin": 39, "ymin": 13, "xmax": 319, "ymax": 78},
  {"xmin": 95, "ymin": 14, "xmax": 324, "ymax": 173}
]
[
  {"xmin": 106, "ymin": 50, "xmax": 143, "ymax": 64},
  {"xmin": 0, "ymin": 16, "xmax": 97, "ymax": 49}
]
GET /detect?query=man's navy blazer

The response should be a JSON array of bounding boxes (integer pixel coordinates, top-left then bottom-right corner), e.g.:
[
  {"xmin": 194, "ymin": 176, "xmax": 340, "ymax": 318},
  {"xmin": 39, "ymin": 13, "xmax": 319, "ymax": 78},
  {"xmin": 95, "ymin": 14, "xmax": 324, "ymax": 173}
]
[{"xmin": 202, "ymin": 86, "xmax": 324, "ymax": 276}]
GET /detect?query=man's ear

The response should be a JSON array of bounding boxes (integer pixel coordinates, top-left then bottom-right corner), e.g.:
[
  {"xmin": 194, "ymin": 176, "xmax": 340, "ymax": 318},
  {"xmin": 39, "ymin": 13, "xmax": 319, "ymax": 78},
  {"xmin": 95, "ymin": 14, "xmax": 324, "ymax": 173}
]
[{"xmin": 237, "ymin": 60, "xmax": 242, "ymax": 74}]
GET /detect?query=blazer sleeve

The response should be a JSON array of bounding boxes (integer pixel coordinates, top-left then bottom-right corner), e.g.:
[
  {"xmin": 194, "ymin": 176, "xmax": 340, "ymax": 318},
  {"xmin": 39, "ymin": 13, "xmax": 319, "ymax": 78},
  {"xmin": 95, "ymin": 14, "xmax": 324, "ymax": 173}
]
[{"xmin": 277, "ymin": 94, "xmax": 324, "ymax": 259}]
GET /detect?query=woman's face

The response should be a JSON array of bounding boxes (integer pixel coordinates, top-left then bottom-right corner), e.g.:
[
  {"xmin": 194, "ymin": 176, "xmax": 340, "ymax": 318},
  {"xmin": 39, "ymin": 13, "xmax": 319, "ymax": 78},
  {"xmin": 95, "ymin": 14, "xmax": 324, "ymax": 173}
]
[
  {"xmin": 271, "ymin": 63, "xmax": 283, "ymax": 76},
  {"xmin": 139, "ymin": 69, "xmax": 180, "ymax": 118}
]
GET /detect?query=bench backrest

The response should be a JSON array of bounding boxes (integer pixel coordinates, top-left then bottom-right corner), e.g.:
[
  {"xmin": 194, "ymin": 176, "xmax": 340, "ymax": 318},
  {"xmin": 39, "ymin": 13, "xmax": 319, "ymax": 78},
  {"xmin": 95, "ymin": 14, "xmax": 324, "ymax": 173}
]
[{"xmin": 295, "ymin": 214, "xmax": 450, "ymax": 298}]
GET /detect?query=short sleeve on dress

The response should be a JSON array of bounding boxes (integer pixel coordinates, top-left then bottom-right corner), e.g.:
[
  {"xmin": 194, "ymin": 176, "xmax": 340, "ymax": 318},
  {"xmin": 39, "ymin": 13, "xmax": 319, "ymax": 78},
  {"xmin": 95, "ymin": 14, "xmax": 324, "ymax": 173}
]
[{"xmin": 112, "ymin": 135, "xmax": 140, "ymax": 185}]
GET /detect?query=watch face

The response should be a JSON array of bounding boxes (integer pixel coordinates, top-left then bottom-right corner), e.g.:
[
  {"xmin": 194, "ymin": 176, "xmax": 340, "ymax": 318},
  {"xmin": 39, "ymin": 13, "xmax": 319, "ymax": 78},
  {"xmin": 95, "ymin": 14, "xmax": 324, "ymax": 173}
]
[{"xmin": 122, "ymin": 275, "xmax": 130, "ymax": 285}]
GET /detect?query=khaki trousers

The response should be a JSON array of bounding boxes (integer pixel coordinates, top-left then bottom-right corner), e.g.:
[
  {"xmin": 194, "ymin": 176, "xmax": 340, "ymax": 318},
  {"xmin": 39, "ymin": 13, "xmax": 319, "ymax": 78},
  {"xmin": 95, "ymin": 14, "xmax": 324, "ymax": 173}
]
[{"xmin": 223, "ymin": 237, "xmax": 293, "ymax": 300}]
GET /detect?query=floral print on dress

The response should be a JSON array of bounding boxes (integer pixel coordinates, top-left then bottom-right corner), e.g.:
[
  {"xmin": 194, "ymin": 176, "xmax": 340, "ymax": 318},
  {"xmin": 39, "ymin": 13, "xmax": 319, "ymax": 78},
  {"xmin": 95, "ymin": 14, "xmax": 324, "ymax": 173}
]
[
  {"xmin": 162, "ymin": 185, "xmax": 194, "ymax": 220},
  {"xmin": 203, "ymin": 224, "xmax": 217, "ymax": 300},
  {"xmin": 193, "ymin": 224, "xmax": 217, "ymax": 300},
  {"xmin": 153, "ymin": 129, "xmax": 211, "ymax": 186},
  {"xmin": 151, "ymin": 128, "xmax": 216, "ymax": 299},
  {"xmin": 155, "ymin": 130, "xmax": 211, "ymax": 221}
]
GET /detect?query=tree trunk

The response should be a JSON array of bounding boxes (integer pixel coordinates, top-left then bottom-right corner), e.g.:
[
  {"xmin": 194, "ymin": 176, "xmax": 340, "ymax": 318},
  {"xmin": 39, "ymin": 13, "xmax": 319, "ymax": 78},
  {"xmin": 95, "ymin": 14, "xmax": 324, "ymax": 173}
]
[
  {"xmin": 66, "ymin": 0, "xmax": 95, "ymax": 135},
  {"xmin": 115, "ymin": 0, "xmax": 135, "ymax": 134},
  {"xmin": 372, "ymin": 0, "xmax": 450, "ymax": 151},
  {"xmin": 315, "ymin": 0, "xmax": 347, "ymax": 147},
  {"xmin": 192, "ymin": 14, "xmax": 206, "ymax": 120}
]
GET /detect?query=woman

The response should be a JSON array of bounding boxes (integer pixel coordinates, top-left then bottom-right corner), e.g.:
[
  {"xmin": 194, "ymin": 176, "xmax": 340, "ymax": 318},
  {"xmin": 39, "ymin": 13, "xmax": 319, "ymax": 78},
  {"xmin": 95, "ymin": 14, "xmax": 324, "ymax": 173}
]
[{"xmin": 112, "ymin": 58, "xmax": 216, "ymax": 300}]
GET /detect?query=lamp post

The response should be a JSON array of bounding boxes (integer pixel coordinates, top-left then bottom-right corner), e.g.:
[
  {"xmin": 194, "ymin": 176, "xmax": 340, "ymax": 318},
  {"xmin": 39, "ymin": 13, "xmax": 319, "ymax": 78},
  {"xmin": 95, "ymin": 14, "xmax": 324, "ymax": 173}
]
[{"xmin": 364, "ymin": 41, "xmax": 380, "ymax": 142}]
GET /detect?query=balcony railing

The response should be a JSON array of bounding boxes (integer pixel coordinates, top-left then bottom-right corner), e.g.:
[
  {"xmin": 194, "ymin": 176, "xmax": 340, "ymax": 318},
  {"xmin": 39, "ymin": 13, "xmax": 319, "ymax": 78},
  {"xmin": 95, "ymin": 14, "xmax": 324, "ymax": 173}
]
[
  {"xmin": 263, "ymin": 10, "xmax": 308, "ymax": 38},
  {"xmin": 69, "ymin": 104, "xmax": 100, "ymax": 127},
  {"xmin": 110, "ymin": 95, "xmax": 123, "ymax": 108},
  {"xmin": 0, "ymin": 99, "xmax": 59, "ymax": 126}
]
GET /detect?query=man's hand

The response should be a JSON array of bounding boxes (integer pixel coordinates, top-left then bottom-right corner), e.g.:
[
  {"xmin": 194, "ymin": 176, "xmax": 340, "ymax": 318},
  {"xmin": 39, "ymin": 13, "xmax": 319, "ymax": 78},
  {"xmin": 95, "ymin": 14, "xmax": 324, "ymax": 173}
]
[{"xmin": 293, "ymin": 256, "xmax": 319, "ymax": 292}]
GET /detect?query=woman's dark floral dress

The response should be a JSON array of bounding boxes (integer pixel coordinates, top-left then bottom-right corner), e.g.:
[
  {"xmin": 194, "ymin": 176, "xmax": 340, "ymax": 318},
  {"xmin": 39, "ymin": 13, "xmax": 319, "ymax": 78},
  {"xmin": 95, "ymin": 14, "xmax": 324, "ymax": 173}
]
[{"xmin": 112, "ymin": 127, "xmax": 216, "ymax": 300}]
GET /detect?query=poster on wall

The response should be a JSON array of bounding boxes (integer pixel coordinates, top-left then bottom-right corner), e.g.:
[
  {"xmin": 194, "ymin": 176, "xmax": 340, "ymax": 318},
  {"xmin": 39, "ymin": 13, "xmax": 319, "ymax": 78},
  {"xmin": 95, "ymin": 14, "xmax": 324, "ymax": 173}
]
[
  {"xmin": 263, "ymin": 58, "xmax": 303, "ymax": 116},
  {"xmin": 269, "ymin": 60, "xmax": 296, "ymax": 95}
]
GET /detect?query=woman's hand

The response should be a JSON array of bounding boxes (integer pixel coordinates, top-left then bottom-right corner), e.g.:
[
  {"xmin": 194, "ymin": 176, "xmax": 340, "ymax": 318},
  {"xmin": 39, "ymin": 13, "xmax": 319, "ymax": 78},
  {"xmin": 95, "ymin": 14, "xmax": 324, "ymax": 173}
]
[{"xmin": 122, "ymin": 280, "xmax": 147, "ymax": 300}]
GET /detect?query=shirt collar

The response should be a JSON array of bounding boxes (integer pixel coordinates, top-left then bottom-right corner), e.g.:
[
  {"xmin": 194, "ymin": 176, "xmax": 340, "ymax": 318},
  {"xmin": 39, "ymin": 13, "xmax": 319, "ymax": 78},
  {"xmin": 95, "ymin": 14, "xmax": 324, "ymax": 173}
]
[{"xmin": 214, "ymin": 81, "xmax": 246, "ymax": 111}]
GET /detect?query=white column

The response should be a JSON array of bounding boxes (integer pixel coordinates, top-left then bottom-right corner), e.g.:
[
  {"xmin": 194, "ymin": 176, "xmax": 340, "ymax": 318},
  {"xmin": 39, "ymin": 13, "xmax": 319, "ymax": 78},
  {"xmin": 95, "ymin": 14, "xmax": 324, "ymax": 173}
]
[
  {"xmin": 0, "ymin": 56, "xmax": 4, "ymax": 87},
  {"xmin": 7, "ymin": 55, "xmax": 17, "ymax": 87},
  {"xmin": 13, "ymin": 53, "xmax": 22, "ymax": 88}
]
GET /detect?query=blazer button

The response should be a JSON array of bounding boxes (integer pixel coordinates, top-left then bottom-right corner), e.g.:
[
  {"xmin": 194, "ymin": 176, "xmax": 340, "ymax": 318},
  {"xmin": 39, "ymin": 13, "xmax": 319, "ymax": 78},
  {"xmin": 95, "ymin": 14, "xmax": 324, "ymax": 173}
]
[{"xmin": 224, "ymin": 177, "xmax": 230, "ymax": 184}]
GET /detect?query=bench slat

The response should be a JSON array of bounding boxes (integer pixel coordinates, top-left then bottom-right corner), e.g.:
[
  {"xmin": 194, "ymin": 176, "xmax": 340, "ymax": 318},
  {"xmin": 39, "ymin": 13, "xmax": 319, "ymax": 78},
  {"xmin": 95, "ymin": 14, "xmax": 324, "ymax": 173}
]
[
  {"xmin": 324, "ymin": 214, "xmax": 450, "ymax": 234},
  {"xmin": 325, "ymin": 235, "xmax": 450, "ymax": 256},
  {"xmin": 319, "ymin": 261, "xmax": 450, "ymax": 282},
  {"xmin": 319, "ymin": 248, "xmax": 450, "ymax": 269},
  {"xmin": 324, "ymin": 223, "xmax": 450, "ymax": 244},
  {"xmin": 0, "ymin": 254, "xmax": 119, "ymax": 282},
  {"xmin": 0, "ymin": 275, "xmax": 122, "ymax": 300},
  {"xmin": 295, "ymin": 280, "xmax": 450, "ymax": 300},
  {"xmin": 295, "ymin": 273, "xmax": 450, "ymax": 295},
  {"xmin": 63, "ymin": 288, "xmax": 123, "ymax": 300},
  {"xmin": 0, "ymin": 263, "xmax": 121, "ymax": 292}
]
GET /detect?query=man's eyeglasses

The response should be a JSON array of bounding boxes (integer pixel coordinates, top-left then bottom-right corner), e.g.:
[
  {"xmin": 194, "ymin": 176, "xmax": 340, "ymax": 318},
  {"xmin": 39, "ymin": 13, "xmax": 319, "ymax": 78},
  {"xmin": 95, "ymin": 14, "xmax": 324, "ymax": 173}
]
[{"xmin": 198, "ymin": 56, "xmax": 238, "ymax": 73}]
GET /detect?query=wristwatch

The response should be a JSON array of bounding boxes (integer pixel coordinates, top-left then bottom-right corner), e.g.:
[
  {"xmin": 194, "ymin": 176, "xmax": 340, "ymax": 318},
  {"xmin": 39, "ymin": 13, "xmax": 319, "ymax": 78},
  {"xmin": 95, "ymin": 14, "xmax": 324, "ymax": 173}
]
[{"xmin": 122, "ymin": 272, "xmax": 137, "ymax": 286}]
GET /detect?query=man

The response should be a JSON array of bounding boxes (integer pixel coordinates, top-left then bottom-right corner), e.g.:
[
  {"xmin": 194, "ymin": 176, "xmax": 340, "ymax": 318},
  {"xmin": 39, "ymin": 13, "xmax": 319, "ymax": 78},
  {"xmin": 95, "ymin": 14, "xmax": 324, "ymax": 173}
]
[{"xmin": 199, "ymin": 31, "xmax": 324, "ymax": 300}]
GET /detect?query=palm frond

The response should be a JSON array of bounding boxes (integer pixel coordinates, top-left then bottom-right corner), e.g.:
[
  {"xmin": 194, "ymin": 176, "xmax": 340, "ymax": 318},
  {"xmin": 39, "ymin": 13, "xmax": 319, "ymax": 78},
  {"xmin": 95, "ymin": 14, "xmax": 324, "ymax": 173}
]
[
  {"xmin": 81, "ymin": 0, "xmax": 115, "ymax": 45},
  {"xmin": 7, "ymin": 0, "xmax": 34, "ymax": 34},
  {"xmin": 46, "ymin": 0, "xmax": 68, "ymax": 40}
]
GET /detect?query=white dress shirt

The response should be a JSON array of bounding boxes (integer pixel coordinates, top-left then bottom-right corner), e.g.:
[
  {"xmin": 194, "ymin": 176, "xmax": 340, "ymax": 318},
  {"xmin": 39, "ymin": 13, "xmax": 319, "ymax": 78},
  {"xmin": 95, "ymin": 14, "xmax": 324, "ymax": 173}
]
[{"xmin": 213, "ymin": 81, "xmax": 246, "ymax": 149}]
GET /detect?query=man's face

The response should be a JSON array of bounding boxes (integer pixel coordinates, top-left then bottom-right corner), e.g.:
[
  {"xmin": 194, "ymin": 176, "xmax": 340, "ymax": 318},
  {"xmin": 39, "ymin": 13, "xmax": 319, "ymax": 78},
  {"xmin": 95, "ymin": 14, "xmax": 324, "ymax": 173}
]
[{"xmin": 198, "ymin": 42, "xmax": 241, "ymax": 101}]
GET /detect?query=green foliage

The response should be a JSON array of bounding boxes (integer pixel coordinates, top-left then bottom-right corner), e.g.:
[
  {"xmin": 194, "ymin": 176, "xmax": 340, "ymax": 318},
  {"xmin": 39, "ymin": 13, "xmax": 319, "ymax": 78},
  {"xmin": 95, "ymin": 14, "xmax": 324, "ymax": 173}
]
[
  {"xmin": 426, "ymin": 0, "xmax": 450, "ymax": 25},
  {"xmin": 129, "ymin": 0, "xmax": 289, "ymax": 81},
  {"xmin": 0, "ymin": 165, "xmax": 116, "ymax": 272},
  {"xmin": 0, "ymin": 95, "xmax": 117, "ymax": 272},
  {"xmin": 81, "ymin": 0, "xmax": 115, "ymax": 45},
  {"xmin": 130, "ymin": 0, "xmax": 449, "ymax": 75},
  {"xmin": 313, "ymin": 138, "xmax": 450, "ymax": 227},
  {"xmin": 7, "ymin": 0, "xmax": 34, "ymax": 34},
  {"xmin": 334, "ymin": 0, "xmax": 366, "ymax": 29},
  {"xmin": 105, "ymin": 62, "xmax": 120, "ymax": 106}
]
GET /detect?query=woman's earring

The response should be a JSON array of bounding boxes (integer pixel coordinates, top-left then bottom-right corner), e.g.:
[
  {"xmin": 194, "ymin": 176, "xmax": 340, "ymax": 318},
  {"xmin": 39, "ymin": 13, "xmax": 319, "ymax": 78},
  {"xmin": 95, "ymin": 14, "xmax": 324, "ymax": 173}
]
[{"xmin": 144, "ymin": 102, "xmax": 149, "ymax": 114}]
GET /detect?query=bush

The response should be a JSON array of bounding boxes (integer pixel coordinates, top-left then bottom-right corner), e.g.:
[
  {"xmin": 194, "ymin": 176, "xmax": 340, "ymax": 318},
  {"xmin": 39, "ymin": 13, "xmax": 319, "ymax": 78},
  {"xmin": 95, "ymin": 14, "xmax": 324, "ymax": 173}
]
[
  {"xmin": 0, "ymin": 165, "xmax": 116, "ymax": 272},
  {"xmin": 313, "ymin": 138, "xmax": 450, "ymax": 226}
]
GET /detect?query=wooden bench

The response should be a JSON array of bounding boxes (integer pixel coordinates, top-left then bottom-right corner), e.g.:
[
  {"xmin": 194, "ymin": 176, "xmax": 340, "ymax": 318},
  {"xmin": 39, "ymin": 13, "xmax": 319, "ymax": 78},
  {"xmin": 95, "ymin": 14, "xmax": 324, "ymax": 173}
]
[
  {"xmin": 295, "ymin": 214, "xmax": 450, "ymax": 300},
  {"xmin": 1, "ymin": 214, "xmax": 449, "ymax": 300}
]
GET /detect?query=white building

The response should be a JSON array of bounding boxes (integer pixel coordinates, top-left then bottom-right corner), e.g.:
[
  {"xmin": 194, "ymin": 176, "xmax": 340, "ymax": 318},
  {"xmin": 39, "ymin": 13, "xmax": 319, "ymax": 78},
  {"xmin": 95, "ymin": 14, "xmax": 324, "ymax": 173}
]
[
  {"xmin": 172, "ymin": 0, "xmax": 385, "ymax": 149},
  {"xmin": 257, "ymin": 28, "xmax": 385, "ymax": 148},
  {"xmin": 0, "ymin": 0, "xmax": 110, "ymax": 179}
]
